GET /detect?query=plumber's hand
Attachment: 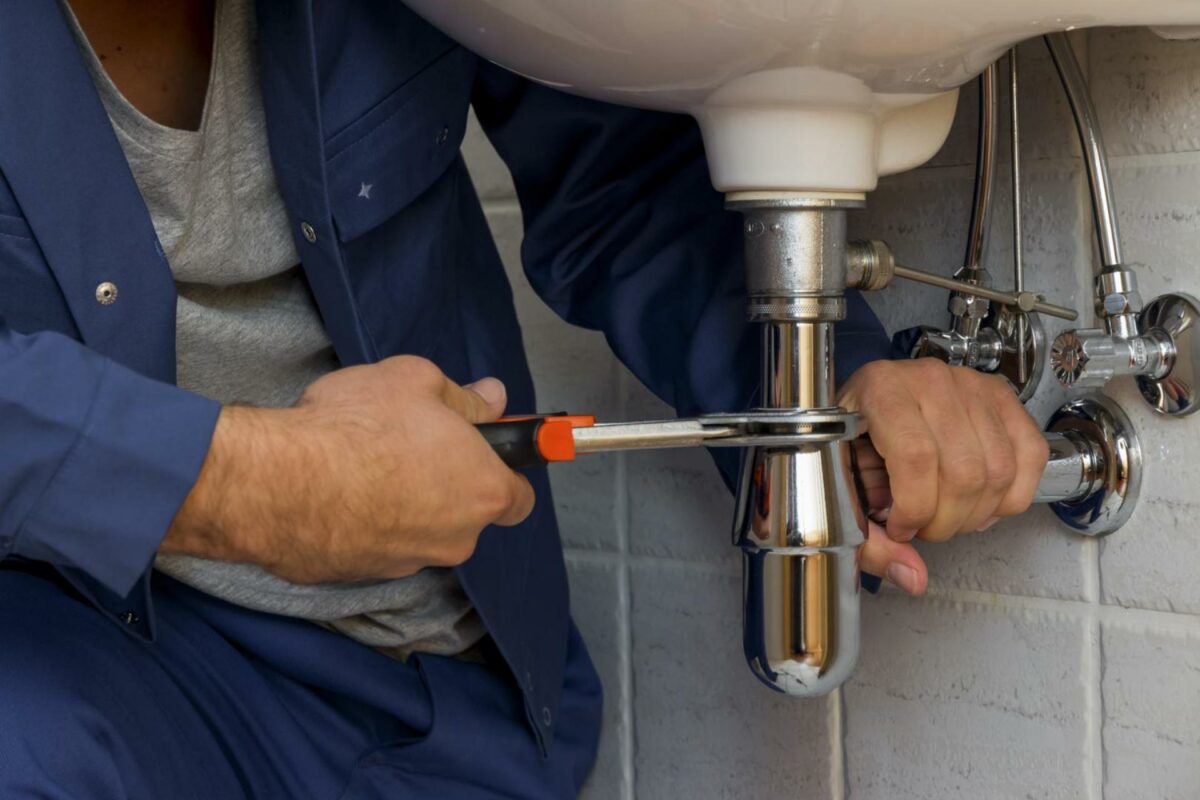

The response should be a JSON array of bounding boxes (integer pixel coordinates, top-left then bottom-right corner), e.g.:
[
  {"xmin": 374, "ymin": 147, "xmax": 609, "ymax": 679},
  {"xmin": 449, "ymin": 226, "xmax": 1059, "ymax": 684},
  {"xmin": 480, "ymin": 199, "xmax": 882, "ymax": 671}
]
[
  {"xmin": 837, "ymin": 358, "xmax": 1050, "ymax": 596},
  {"xmin": 162, "ymin": 356, "xmax": 536, "ymax": 584}
]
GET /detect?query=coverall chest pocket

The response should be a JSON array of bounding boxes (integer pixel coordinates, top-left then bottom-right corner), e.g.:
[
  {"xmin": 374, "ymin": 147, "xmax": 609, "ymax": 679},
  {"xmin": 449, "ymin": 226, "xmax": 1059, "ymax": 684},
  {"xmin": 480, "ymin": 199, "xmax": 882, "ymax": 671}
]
[{"xmin": 325, "ymin": 46, "xmax": 475, "ymax": 243}]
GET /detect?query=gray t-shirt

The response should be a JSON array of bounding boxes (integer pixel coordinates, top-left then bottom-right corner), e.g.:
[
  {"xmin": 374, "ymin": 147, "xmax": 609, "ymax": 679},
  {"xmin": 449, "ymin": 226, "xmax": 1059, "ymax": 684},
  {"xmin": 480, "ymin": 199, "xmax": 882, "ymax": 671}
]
[{"xmin": 64, "ymin": 0, "xmax": 484, "ymax": 659}]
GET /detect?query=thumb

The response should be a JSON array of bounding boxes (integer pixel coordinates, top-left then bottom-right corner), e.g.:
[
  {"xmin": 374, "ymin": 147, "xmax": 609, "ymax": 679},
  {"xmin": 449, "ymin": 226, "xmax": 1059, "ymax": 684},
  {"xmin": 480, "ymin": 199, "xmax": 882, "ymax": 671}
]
[
  {"xmin": 859, "ymin": 520, "xmax": 929, "ymax": 596},
  {"xmin": 445, "ymin": 377, "xmax": 508, "ymax": 423}
]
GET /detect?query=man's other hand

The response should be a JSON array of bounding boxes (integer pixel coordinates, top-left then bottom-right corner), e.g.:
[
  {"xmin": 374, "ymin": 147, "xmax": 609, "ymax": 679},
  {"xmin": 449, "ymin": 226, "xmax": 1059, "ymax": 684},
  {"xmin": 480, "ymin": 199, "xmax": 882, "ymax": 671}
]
[{"xmin": 838, "ymin": 359, "xmax": 1051, "ymax": 596}]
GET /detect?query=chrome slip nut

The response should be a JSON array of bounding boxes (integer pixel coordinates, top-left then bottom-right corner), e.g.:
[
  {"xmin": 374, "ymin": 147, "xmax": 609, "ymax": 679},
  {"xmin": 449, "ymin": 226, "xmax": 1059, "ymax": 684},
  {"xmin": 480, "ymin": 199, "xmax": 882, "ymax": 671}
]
[{"xmin": 1096, "ymin": 268, "xmax": 1143, "ymax": 317}]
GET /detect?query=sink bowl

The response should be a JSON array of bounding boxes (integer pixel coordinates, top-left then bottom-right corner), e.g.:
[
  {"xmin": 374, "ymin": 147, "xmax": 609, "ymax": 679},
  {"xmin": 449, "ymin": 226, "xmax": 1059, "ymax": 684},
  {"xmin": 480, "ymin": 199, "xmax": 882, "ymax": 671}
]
[{"xmin": 405, "ymin": 0, "xmax": 1200, "ymax": 193}]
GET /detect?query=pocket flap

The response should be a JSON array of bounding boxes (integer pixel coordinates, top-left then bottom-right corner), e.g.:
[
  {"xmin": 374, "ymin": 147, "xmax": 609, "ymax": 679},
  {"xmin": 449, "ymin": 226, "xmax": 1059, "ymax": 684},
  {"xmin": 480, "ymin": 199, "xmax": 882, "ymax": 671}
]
[{"xmin": 326, "ymin": 47, "xmax": 474, "ymax": 241}]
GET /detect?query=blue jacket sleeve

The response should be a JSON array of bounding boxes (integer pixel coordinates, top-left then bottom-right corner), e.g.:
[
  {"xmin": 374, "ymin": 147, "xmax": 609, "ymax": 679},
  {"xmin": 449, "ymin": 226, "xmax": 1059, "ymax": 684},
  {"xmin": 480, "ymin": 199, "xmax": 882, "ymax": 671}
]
[
  {"xmin": 0, "ymin": 321, "xmax": 220, "ymax": 617},
  {"xmin": 471, "ymin": 65, "xmax": 892, "ymax": 481}
]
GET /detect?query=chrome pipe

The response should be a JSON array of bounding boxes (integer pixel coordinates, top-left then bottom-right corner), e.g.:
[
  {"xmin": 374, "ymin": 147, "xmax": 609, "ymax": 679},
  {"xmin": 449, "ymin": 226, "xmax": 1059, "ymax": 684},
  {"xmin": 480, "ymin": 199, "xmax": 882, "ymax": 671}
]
[
  {"xmin": 1041, "ymin": 396, "xmax": 1141, "ymax": 535},
  {"xmin": 1034, "ymin": 432, "xmax": 1100, "ymax": 503},
  {"xmin": 964, "ymin": 62, "xmax": 999, "ymax": 271},
  {"xmin": 763, "ymin": 321, "xmax": 834, "ymax": 409},
  {"xmin": 1045, "ymin": 32, "xmax": 1124, "ymax": 269},
  {"xmin": 1010, "ymin": 49, "xmax": 1025, "ymax": 297},
  {"xmin": 1010, "ymin": 48, "xmax": 1028, "ymax": 384}
]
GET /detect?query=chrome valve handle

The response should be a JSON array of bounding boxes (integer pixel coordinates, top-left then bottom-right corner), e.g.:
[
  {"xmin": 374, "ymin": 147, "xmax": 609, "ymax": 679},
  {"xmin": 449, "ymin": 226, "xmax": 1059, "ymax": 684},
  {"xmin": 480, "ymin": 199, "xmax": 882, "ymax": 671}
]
[{"xmin": 1050, "ymin": 326, "xmax": 1173, "ymax": 389}]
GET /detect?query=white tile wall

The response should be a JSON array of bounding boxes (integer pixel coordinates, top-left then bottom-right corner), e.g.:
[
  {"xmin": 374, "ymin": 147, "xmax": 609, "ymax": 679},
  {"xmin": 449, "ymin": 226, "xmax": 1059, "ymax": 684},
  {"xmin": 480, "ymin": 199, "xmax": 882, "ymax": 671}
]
[
  {"xmin": 1101, "ymin": 618, "xmax": 1200, "ymax": 800},
  {"xmin": 844, "ymin": 596, "xmax": 1089, "ymax": 799},
  {"xmin": 464, "ymin": 29, "xmax": 1200, "ymax": 799}
]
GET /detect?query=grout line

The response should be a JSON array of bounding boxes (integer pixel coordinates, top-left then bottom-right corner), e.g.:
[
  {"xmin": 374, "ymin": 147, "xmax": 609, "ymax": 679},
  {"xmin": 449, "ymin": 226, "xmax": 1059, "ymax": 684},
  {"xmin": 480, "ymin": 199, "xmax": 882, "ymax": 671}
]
[
  {"xmin": 914, "ymin": 149, "xmax": 1200, "ymax": 178},
  {"xmin": 566, "ymin": 546, "xmax": 1200, "ymax": 630},
  {"xmin": 910, "ymin": 155, "xmax": 1080, "ymax": 177},
  {"xmin": 1082, "ymin": 538, "xmax": 1104, "ymax": 800},
  {"xmin": 903, "ymin": 583, "xmax": 1200, "ymax": 633},
  {"xmin": 615, "ymin": 542, "xmax": 636, "ymax": 800},
  {"xmin": 563, "ymin": 547, "xmax": 742, "ymax": 578},
  {"xmin": 910, "ymin": 146, "xmax": 1200, "ymax": 184},
  {"xmin": 1095, "ymin": 610, "xmax": 1110, "ymax": 800},
  {"xmin": 829, "ymin": 689, "xmax": 847, "ymax": 800},
  {"xmin": 1106, "ymin": 150, "xmax": 1200, "ymax": 169},
  {"xmin": 613, "ymin": 366, "xmax": 637, "ymax": 800}
]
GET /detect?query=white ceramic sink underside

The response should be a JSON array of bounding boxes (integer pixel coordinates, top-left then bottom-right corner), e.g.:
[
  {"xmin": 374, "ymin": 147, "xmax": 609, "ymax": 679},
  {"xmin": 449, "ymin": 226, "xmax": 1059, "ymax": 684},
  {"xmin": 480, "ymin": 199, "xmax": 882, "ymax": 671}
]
[{"xmin": 406, "ymin": 1, "xmax": 1200, "ymax": 192}]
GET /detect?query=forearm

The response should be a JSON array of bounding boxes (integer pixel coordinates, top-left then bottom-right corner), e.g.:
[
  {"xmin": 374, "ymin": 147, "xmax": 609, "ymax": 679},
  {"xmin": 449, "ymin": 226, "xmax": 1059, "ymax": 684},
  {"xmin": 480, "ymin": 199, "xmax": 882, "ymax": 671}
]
[{"xmin": 161, "ymin": 405, "xmax": 287, "ymax": 567}]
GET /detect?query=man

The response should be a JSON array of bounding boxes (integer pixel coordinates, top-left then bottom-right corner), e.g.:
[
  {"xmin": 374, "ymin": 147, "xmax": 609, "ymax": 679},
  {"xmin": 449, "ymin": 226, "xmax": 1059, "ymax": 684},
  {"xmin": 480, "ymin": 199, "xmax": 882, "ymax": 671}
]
[{"xmin": 0, "ymin": 0, "xmax": 1049, "ymax": 797}]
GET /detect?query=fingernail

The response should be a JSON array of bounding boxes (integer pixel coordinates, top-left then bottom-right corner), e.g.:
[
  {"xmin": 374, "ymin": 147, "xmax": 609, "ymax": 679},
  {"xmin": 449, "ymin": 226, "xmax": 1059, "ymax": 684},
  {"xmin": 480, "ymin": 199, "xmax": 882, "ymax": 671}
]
[
  {"xmin": 888, "ymin": 526, "xmax": 917, "ymax": 542},
  {"xmin": 467, "ymin": 377, "xmax": 506, "ymax": 407},
  {"xmin": 886, "ymin": 563, "xmax": 921, "ymax": 595},
  {"xmin": 976, "ymin": 516, "xmax": 1001, "ymax": 532},
  {"xmin": 868, "ymin": 505, "xmax": 891, "ymax": 524}
]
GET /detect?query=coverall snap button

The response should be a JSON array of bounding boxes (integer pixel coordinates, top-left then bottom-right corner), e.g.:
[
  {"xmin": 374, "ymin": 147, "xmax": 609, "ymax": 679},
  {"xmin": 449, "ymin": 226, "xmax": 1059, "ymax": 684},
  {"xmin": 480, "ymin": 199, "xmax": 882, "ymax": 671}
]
[
  {"xmin": 541, "ymin": 706, "xmax": 552, "ymax": 727},
  {"xmin": 119, "ymin": 611, "xmax": 140, "ymax": 625},
  {"xmin": 300, "ymin": 221, "xmax": 317, "ymax": 244},
  {"xmin": 95, "ymin": 281, "xmax": 118, "ymax": 305}
]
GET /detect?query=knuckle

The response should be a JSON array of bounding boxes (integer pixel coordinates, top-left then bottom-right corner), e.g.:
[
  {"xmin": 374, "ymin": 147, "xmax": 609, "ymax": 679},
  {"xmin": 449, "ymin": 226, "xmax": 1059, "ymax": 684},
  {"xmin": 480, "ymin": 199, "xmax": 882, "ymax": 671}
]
[
  {"xmin": 892, "ymin": 431, "xmax": 938, "ymax": 472},
  {"xmin": 902, "ymin": 506, "xmax": 936, "ymax": 532},
  {"xmin": 987, "ymin": 448, "xmax": 1018, "ymax": 490},
  {"xmin": 995, "ymin": 494, "xmax": 1033, "ymax": 517},
  {"xmin": 906, "ymin": 498, "xmax": 938, "ymax": 527},
  {"xmin": 894, "ymin": 488, "xmax": 938, "ymax": 527},
  {"xmin": 858, "ymin": 360, "xmax": 906, "ymax": 393},
  {"xmin": 1028, "ymin": 431, "xmax": 1051, "ymax": 467},
  {"xmin": 851, "ymin": 362, "xmax": 890, "ymax": 400},
  {"xmin": 943, "ymin": 453, "xmax": 988, "ymax": 494},
  {"xmin": 858, "ymin": 359, "xmax": 892, "ymax": 381},
  {"xmin": 914, "ymin": 357, "xmax": 953, "ymax": 386},
  {"xmin": 395, "ymin": 355, "xmax": 443, "ymax": 388},
  {"xmin": 987, "ymin": 374, "xmax": 1023, "ymax": 407}
]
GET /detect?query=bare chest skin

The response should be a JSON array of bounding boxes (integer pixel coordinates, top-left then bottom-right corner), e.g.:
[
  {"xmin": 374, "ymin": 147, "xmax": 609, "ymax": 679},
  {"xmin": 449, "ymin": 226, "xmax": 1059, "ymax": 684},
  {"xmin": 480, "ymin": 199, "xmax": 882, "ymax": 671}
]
[{"xmin": 68, "ymin": 0, "xmax": 216, "ymax": 131}]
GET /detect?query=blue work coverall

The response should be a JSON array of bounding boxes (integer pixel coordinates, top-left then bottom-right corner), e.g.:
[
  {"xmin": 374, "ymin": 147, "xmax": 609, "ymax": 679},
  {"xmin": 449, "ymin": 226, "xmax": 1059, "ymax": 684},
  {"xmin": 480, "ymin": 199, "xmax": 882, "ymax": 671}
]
[{"xmin": 0, "ymin": 1, "xmax": 892, "ymax": 796}]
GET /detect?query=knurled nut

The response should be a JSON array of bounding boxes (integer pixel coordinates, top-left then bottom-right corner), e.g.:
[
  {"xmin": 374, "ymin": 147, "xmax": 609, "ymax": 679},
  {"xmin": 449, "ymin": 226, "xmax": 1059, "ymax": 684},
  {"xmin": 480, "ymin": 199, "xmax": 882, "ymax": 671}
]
[{"xmin": 747, "ymin": 296, "xmax": 846, "ymax": 322}]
